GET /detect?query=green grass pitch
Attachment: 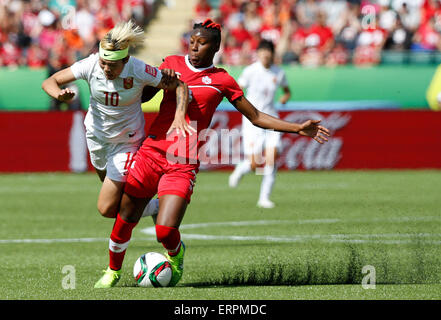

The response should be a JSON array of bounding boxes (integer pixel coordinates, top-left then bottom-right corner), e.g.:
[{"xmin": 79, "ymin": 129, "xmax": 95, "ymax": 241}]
[{"xmin": 0, "ymin": 170, "xmax": 440, "ymax": 300}]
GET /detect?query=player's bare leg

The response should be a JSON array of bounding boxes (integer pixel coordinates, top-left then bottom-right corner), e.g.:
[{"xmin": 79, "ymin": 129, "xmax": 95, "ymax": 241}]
[
  {"xmin": 97, "ymin": 177, "xmax": 124, "ymax": 218},
  {"xmin": 264, "ymin": 146, "xmax": 277, "ymax": 168},
  {"xmin": 119, "ymin": 193, "xmax": 149, "ymax": 223},
  {"xmin": 257, "ymin": 146, "xmax": 278, "ymax": 209},
  {"xmin": 94, "ymin": 169, "xmax": 159, "ymax": 219},
  {"xmin": 95, "ymin": 169, "xmax": 122, "ymax": 218},
  {"xmin": 250, "ymin": 152, "xmax": 264, "ymax": 171},
  {"xmin": 156, "ymin": 194, "xmax": 187, "ymax": 227}
]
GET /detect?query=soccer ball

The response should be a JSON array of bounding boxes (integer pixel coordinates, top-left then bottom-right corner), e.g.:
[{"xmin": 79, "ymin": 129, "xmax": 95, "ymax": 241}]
[{"xmin": 133, "ymin": 252, "xmax": 172, "ymax": 287}]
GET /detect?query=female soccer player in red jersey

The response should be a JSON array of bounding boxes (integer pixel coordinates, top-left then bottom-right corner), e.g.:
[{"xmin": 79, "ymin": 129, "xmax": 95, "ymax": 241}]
[{"xmin": 94, "ymin": 19, "xmax": 330, "ymax": 288}]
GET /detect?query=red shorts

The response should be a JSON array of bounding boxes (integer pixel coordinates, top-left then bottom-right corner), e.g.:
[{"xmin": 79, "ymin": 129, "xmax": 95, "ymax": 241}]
[{"xmin": 124, "ymin": 145, "xmax": 198, "ymax": 203}]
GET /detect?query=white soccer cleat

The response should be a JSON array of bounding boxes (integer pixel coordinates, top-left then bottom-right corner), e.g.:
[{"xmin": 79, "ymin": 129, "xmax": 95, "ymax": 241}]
[{"xmin": 257, "ymin": 199, "xmax": 275, "ymax": 209}]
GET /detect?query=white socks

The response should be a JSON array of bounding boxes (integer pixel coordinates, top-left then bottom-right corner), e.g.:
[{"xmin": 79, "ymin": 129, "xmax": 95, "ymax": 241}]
[
  {"xmin": 259, "ymin": 165, "xmax": 276, "ymax": 203},
  {"xmin": 141, "ymin": 198, "xmax": 159, "ymax": 218},
  {"xmin": 229, "ymin": 159, "xmax": 252, "ymax": 188},
  {"xmin": 235, "ymin": 159, "xmax": 252, "ymax": 177},
  {"xmin": 230, "ymin": 161, "xmax": 277, "ymax": 207}
]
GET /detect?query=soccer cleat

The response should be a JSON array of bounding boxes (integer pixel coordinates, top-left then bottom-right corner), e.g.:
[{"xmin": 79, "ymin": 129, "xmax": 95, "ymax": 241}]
[
  {"xmin": 94, "ymin": 267, "xmax": 121, "ymax": 288},
  {"xmin": 257, "ymin": 199, "xmax": 275, "ymax": 209},
  {"xmin": 164, "ymin": 241, "xmax": 185, "ymax": 287}
]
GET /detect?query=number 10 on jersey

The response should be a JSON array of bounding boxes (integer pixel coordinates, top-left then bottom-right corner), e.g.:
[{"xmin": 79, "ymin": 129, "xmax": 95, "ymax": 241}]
[{"xmin": 104, "ymin": 91, "xmax": 119, "ymax": 106}]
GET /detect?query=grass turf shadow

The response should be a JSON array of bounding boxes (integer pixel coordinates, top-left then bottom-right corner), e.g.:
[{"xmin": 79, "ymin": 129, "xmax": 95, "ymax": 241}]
[{"xmin": 181, "ymin": 242, "xmax": 441, "ymax": 287}]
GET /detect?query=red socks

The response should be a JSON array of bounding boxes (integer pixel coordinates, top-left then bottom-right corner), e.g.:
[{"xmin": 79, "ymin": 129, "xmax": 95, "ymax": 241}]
[
  {"xmin": 155, "ymin": 224, "xmax": 181, "ymax": 256},
  {"xmin": 108, "ymin": 218, "xmax": 180, "ymax": 271},
  {"xmin": 108, "ymin": 214, "xmax": 138, "ymax": 270}
]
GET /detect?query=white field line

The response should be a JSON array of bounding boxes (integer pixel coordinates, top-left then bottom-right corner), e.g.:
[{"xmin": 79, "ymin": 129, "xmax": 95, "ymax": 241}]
[
  {"xmin": 1, "ymin": 235, "xmax": 440, "ymax": 245},
  {"xmin": 177, "ymin": 216, "xmax": 441, "ymax": 230},
  {"xmin": 141, "ymin": 223, "xmax": 441, "ymax": 245},
  {"xmin": 0, "ymin": 237, "xmax": 109, "ymax": 244},
  {"xmin": 1, "ymin": 217, "xmax": 440, "ymax": 245},
  {"xmin": 0, "ymin": 185, "xmax": 98, "ymax": 193},
  {"xmin": 0, "ymin": 237, "xmax": 156, "ymax": 244},
  {"xmin": 182, "ymin": 233, "xmax": 441, "ymax": 245}
]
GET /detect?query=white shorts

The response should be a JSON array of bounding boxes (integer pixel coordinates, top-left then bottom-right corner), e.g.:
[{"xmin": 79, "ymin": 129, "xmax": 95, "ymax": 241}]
[
  {"xmin": 86, "ymin": 133, "xmax": 143, "ymax": 182},
  {"xmin": 242, "ymin": 116, "xmax": 282, "ymax": 156}
]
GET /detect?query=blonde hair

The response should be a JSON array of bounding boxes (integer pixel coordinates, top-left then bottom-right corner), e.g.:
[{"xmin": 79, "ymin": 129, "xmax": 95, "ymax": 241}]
[{"xmin": 100, "ymin": 20, "xmax": 145, "ymax": 51}]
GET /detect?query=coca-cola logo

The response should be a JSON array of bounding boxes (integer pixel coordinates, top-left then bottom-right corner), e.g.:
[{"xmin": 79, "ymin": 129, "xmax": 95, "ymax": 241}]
[
  {"xmin": 197, "ymin": 111, "xmax": 350, "ymax": 170},
  {"xmin": 277, "ymin": 112, "xmax": 350, "ymax": 170}
]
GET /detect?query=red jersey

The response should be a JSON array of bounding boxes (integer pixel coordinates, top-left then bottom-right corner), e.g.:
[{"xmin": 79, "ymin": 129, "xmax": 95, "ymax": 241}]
[
  {"xmin": 145, "ymin": 55, "xmax": 244, "ymax": 162},
  {"xmin": 231, "ymin": 25, "xmax": 252, "ymax": 43},
  {"xmin": 306, "ymin": 24, "xmax": 334, "ymax": 50},
  {"xmin": 416, "ymin": 22, "xmax": 440, "ymax": 50}
]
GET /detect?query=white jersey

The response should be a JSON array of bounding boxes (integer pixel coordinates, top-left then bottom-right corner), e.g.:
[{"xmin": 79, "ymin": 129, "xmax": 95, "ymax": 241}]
[
  {"xmin": 237, "ymin": 61, "xmax": 288, "ymax": 117},
  {"xmin": 70, "ymin": 53, "xmax": 162, "ymax": 143}
]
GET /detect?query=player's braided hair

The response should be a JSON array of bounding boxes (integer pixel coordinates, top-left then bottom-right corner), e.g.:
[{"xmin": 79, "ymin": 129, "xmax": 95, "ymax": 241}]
[
  {"xmin": 192, "ymin": 19, "xmax": 221, "ymax": 47},
  {"xmin": 100, "ymin": 20, "xmax": 145, "ymax": 51}
]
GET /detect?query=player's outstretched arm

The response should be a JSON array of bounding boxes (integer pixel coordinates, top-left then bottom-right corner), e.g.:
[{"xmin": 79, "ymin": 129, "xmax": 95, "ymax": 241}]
[
  {"xmin": 42, "ymin": 67, "xmax": 77, "ymax": 102},
  {"xmin": 279, "ymin": 85, "xmax": 291, "ymax": 105},
  {"xmin": 232, "ymin": 96, "xmax": 330, "ymax": 144},
  {"xmin": 155, "ymin": 71, "xmax": 195, "ymax": 137}
]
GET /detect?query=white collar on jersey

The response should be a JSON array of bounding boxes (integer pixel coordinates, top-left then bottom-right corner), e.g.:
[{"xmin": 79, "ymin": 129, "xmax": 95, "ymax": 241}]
[{"xmin": 185, "ymin": 55, "xmax": 214, "ymax": 72}]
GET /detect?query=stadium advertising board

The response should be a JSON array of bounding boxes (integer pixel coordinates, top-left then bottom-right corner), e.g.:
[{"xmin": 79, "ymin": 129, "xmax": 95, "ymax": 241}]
[
  {"xmin": 0, "ymin": 110, "xmax": 440, "ymax": 172},
  {"xmin": 199, "ymin": 110, "xmax": 441, "ymax": 170}
]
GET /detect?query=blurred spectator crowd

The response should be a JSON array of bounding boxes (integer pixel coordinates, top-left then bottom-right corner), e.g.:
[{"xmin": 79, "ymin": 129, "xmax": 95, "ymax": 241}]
[
  {"xmin": 2, "ymin": 0, "xmax": 441, "ymax": 69},
  {"xmin": 183, "ymin": 0, "xmax": 441, "ymax": 66},
  {"xmin": 0, "ymin": 0, "xmax": 158, "ymax": 68}
]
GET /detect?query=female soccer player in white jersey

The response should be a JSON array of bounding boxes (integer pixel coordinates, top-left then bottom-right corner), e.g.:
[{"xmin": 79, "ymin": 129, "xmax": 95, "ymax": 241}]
[
  {"xmin": 229, "ymin": 39, "xmax": 291, "ymax": 209},
  {"xmin": 42, "ymin": 21, "xmax": 192, "ymax": 220}
]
